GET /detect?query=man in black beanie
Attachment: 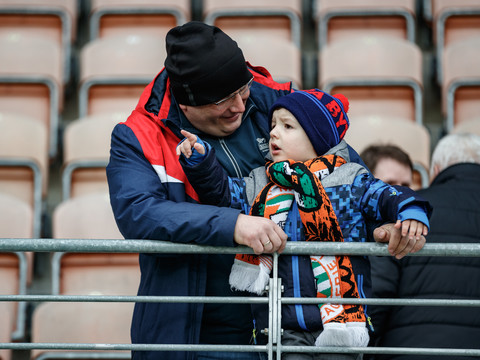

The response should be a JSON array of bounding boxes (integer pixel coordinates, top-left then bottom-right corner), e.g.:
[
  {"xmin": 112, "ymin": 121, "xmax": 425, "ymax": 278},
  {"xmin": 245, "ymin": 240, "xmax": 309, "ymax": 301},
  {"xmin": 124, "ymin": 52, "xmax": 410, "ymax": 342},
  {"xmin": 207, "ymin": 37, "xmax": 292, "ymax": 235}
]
[{"xmin": 107, "ymin": 21, "xmax": 421, "ymax": 360}]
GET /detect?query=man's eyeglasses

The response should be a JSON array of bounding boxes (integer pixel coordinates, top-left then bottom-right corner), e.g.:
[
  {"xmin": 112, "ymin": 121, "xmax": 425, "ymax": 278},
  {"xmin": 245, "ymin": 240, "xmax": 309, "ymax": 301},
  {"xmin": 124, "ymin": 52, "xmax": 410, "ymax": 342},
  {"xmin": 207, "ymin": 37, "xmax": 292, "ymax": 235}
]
[{"xmin": 213, "ymin": 77, "xmax": 254, "ymax": 106}]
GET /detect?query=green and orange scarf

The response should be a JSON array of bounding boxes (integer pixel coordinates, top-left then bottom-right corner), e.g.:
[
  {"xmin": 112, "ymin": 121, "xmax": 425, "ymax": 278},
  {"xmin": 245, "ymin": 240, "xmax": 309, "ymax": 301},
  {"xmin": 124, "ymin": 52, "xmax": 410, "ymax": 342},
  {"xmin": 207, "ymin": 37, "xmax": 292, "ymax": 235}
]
[{"xmin": 229, "ymin": 155, "xmax": 369, "ymax": 347}]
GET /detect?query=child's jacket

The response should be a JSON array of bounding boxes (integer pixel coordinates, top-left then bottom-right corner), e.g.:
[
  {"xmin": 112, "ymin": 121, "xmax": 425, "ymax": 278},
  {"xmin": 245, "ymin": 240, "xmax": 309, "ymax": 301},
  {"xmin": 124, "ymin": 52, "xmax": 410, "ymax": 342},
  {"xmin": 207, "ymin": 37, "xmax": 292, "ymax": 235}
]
[{"xmin": 180, "ymin": 139, "xmax": 432, "ymax": 341}]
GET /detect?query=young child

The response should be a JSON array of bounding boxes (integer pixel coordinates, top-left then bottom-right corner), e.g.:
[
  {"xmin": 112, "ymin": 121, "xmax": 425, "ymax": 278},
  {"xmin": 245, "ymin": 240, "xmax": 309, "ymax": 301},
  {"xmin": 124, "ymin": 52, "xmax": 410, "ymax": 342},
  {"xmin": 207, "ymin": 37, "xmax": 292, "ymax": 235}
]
[{"xmin": 177, "ymin": 89, "xmax": 432, "ymax": 358}]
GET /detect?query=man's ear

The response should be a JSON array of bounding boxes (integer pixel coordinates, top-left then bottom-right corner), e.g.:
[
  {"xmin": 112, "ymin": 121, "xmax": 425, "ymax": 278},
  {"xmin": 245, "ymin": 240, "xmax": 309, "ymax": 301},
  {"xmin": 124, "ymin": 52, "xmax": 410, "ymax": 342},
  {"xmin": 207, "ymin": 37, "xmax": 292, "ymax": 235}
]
[{"xmin": 179, "ymin": 104, "xmax": 188, "ymax": 112}]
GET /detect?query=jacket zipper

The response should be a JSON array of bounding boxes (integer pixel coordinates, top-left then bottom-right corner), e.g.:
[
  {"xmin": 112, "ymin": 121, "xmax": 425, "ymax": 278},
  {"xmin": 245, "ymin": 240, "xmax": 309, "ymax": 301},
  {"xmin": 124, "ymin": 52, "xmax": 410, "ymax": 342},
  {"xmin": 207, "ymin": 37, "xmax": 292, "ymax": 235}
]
[{"xmin": 219, "ymin": 138, "xmax": 243, "ymax": 178}]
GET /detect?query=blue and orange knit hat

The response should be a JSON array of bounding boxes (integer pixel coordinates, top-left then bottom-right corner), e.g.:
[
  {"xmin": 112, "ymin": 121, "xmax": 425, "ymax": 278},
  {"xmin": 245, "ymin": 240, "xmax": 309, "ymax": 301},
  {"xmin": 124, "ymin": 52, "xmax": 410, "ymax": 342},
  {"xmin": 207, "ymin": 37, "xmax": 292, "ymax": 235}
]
[{"xmin": 269, "ymin": 89, "xmax": 350, "ymax": 156}]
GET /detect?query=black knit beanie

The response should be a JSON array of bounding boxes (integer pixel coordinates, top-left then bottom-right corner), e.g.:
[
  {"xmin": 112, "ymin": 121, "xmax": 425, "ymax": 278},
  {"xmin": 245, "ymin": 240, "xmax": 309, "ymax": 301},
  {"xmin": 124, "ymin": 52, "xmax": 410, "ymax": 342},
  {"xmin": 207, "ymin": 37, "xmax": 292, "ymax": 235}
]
[
  {"xmin": 164, "ymin": 21, "xmax": 252, "ymax": 106},
  {"xmin": 269, "ymin": 89, "xmax": 350, "ymax": 156}
]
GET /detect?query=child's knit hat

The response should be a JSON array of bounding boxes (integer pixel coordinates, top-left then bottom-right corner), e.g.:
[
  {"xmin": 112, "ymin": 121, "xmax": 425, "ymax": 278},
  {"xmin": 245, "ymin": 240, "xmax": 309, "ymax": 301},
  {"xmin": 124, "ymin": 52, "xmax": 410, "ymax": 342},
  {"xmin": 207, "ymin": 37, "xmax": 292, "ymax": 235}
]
[{"xmin": 269, "ymin": 89, "xmax": 350, "ymax": 156}]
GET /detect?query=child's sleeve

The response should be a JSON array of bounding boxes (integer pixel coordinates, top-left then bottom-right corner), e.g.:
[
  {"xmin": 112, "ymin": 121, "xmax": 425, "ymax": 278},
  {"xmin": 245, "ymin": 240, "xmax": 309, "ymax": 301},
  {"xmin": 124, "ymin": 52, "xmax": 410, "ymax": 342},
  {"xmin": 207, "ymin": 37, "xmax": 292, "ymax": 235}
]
[
  {"xmin": 179, "ymin": 139, "xmax": 256, "ymax": 213},
  {"xmin": 354, "ymin": 173, "xmax": 433, "ymax": 228}
]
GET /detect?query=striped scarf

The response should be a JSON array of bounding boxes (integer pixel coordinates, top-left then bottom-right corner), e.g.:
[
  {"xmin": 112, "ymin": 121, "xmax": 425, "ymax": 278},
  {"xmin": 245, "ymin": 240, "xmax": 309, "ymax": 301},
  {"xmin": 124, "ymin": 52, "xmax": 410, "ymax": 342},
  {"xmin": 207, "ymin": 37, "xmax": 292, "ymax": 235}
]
[{"xmin": 229, "ymin": 155, "xmax": 369, "ymax": 347}]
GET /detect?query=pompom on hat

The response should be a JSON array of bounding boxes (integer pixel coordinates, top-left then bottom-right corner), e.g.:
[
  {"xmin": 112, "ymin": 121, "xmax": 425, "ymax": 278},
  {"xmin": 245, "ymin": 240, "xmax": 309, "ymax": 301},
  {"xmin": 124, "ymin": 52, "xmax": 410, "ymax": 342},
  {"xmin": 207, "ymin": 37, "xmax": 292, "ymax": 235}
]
[
  {"xmin": 269, "ymin": 89, "xmax": 350, "ymax": 156},
  {"xmin": 164, "ymin": 21, "xmax": 252, "ymax": 106}
]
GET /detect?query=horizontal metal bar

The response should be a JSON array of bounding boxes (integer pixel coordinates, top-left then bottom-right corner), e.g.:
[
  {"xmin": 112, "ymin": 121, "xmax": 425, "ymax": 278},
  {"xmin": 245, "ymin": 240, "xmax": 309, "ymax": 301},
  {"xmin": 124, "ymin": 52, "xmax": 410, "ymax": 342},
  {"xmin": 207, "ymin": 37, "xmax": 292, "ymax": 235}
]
[
  {"xmin": 1, "ymin": 238, "xmax": 480, "ymax": 257},
  {"xmin": 2, "ymin": 343, "xmax": 480, "ymax": 356},
  {"xmin": 1, "ymin": 295, "xmax": 477, "ymax": 308},
  {"xmin": 0, "ymin": 295, "xmax": 268, "ymax": 304}
]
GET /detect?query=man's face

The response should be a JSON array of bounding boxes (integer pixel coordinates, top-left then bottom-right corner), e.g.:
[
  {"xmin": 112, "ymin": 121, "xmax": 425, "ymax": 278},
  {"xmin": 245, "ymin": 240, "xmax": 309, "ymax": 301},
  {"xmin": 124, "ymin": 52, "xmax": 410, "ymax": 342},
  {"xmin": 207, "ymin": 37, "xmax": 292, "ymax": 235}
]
[
  {"xmin": 374, "ymin": 158, "xmax": 413, "ymax": 187},
  {"xmin": 179, "ymin": 80, "xmax": 252, "ymax": 137}
]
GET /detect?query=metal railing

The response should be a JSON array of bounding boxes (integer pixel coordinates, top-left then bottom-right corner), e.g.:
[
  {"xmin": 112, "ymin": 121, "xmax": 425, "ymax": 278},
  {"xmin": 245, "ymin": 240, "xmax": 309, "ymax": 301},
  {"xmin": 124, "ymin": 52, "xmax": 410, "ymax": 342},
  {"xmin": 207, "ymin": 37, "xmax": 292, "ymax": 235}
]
[{"xmin": 1, "ymin": 239, "xmax": 480, "ymax": 359}]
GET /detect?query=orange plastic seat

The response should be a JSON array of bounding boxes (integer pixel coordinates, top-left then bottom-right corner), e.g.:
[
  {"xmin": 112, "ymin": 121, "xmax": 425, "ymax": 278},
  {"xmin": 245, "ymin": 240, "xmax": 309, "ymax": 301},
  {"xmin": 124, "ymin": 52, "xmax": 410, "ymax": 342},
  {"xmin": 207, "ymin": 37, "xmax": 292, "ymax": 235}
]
[
  {"xmin": 62, "ymin": 112, "xmax": 127, "ymax": 200},
  {"xmin": 235, "ymin": 33, "xmax": 302, "ymax": 88},
  {"xmin": 319, "ymin": 36, "xmax": 424, "ymax": 125},
  {"xmin": 78, "ymin": 35, "xmax": 166, "ymax": 118},
  {"xmin": 314, "ymin": 0, "xmax": 417, "ymax": 49},
  {"xmin": 0, "ymin": 0, "xmax": 77, "ymax": 85},
  {"xmin": 451, "ymin": 117, "xmax": 480, "ymax": 136},
  {"xmin": 203, "ymin": 0, "xmax": 303, "ymax": 48},
  {"xmin": 432, "ymin": 0, "xmax": 480, "ymax": 84},
  {"xmin": 0, "ymin": 112, "xmax": 48, "ymax": 238},
  {"xmin": 0, "ymin": 251, "xmax": 29, "ymax": 359},
  {"xmin": 89, "ymin": 0, "xmax": 189, "ymax": 40},
  {"xmin": 0, "ymin": 33, "xmax": 62, "ymax": 158},
  {"xmin": 442, "ymin": 37, "xmax": 480, "ymax": 132},
  {"xmin": 30, "ymin": 192, "xmax": 139, "ymax": 359},
  {"xmin": 344, "ymin": 115, "xmax": 431, "ymax": 189}
]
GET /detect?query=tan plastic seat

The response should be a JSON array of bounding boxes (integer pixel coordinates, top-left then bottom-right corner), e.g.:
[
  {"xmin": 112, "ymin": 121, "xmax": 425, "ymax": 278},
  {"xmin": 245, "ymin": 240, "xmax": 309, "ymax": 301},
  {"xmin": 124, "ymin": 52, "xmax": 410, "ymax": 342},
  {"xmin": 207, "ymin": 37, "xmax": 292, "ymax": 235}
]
[
  {"xmin": 314, "ymin": 0, "xmax": 417, "ymax": 49},
  {"xmin": 203, "ymin": 0, "xmax": 303, "ymax": 48},
  {"xmin": 235, "ymin": 33, "xmax": 302, "ymax": 88},
  {"xmin": 0, "ymin": 33, "xmax": 62, "ymax": 158},
  {"xmin": 442, "ymin": 37, "xmax": 480, "ymax": 132},
  {"xmin": 451, "ymin": 117, "xmax": 480, "ymax": 136},
  {"xmin": 432, "ymin": 0, "xmax": 480, "ymax": 84},
  {"xmin": 62, "ymin": 112, "xmax": 127, "ymax": 200},
  {"xmin": 319, "ymin": 36, "xmax": 424, "ymax": 125},
  {"xmin": 89, "ymin": 0, "xmax": 190, "ymax": 40},
  {"xmin": 344, "ymin": 115, "xmax": 431, "ymax": 189},
  {"xmin": 0, "ymin": 112, "xmax": 48, "ymax": 238},
  {"xmin": 31, "ymin": 191, "xmax": 138, "ymax": 359},
  {"xmin": 78, "ymin": 34, "xmax": 166, "ymax": 118},
  {"xmin": 0, "ymin": 0, "xmax": 77, "ymax": 84},
  {"xmin": 0, "ymin": 250, "xmax": 29, "ymax": 358}
]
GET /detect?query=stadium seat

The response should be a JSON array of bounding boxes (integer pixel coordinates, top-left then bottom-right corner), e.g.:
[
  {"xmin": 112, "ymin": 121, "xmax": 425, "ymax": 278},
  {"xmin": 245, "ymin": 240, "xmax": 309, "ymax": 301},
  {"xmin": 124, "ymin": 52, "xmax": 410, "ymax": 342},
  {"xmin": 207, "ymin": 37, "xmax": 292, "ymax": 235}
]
[
  {"xmin": 451, "ymin": 117, "xmax": 480, "ymax": 136},
  {"xmin": 432, "ymin": 0, "xmax": 480, "ymax": 84},
  {"xmin": 0, "ymin": 0, "xmax": 77, "ymax": 84},
  {"xmin": 344, "ymin": 115, "xmax": 431, "ymax": 189},
  {"xmin": 203, "ymin": 0, "xmax": 303, "ymax": 48},
  {"xmin": 314, "ymin": 0, "xmax": 417, "ymax": 49},
  {"xmin": 31, "ymin": 302, "xmax": 133, "ymax": 360},
  {"xmin": 0, "ymin": 251, "xmax": 29, "ymax": 359},
  {"xmin": 30, "ymin": 192, "xmax": 138, "ymax": 359},
  {"xmin": 62, "ymin": 112, "xmax": 127, "ymax": 200},
  {"xmin": 88, "ymin": 0, "xmax": 190, "ymax": 40},
  {"xmin": 441, "ymin": 37, "xmax": 480, "ymax": 132},
  {"xmin": 235, "ymin": 33, "xmax": 302, "ymax": 88},
  {"xmin": 0, "ymin": 112, "xmax": 48, "ymax": 238},
  {"xmin": 78, "ymin": 34, "xmax": 166, "ymax": 118},
  {"xmin": 319, "ymin": 36, "xmax": 424, "ymax": 125},
  {"xmin": 0, "ymin": 33, "xmax": 62, "ymax": 159}
]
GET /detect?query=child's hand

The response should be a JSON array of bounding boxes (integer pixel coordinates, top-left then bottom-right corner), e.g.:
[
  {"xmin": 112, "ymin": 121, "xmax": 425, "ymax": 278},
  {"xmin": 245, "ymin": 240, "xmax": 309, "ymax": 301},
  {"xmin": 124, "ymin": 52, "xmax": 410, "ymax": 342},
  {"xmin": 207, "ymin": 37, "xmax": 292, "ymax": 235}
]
[
  {"xmin": 395, "ymin": 219, "xmax": 429, "ymax": 241},
  {"xmin": 176, "ymin": 129, "xmax": 206, "ymax": 158},
  {"xmin": 390, "ymin": 219, "xmax": 428, "ymax": 259}
]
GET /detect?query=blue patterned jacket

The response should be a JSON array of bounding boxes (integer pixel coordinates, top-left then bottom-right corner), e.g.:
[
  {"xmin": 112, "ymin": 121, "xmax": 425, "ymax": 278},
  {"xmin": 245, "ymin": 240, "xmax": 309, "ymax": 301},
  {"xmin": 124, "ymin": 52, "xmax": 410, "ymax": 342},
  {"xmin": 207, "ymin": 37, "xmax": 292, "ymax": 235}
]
[{"xmin": 180, "ymin": 139, "xmax": 432, "ymax": 342}]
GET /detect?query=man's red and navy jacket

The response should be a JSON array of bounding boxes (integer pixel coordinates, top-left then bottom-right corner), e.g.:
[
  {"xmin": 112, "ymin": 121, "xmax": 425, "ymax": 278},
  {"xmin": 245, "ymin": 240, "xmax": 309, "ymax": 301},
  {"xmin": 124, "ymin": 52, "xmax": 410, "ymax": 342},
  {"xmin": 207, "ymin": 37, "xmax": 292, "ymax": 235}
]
[{"xmin": 106, "ymin": 65, "xmax": 292, "ymax": 360}]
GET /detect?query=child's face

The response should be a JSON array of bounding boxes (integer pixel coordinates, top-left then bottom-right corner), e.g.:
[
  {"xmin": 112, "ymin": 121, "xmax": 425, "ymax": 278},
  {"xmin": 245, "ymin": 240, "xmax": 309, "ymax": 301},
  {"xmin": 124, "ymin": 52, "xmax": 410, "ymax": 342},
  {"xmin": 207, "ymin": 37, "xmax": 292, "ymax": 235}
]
[{"xmin": 269, "ymin": 108, "xmax": 317, "ymax": 162}]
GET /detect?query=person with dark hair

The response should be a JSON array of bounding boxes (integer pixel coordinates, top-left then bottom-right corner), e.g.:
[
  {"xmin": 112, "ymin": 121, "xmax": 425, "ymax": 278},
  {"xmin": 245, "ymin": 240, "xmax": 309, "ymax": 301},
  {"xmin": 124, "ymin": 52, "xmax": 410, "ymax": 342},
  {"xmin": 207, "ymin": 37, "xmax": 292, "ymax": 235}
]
[
  {"xmin": 177, "ymin": 89, "xmax": 431, "ymax": 359},
  {"xmin": 368, "ymin": 133, "xmax": 480, "ymax": 359},
  {"xmin": 360, "ymin": 145, "xmax": 413, "ymax": 188},
  {"xmin": 106, "ymin": 21, "xmax": 427, "ymax": 360}
]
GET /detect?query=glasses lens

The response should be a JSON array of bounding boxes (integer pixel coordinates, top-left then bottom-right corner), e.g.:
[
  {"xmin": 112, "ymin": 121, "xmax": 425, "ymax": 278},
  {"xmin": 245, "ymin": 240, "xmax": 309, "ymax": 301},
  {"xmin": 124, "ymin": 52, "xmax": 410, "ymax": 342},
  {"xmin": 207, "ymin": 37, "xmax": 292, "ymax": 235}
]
[{"xmin": 215, "ymin": 78, "xmax": 253, "ymax": 106}]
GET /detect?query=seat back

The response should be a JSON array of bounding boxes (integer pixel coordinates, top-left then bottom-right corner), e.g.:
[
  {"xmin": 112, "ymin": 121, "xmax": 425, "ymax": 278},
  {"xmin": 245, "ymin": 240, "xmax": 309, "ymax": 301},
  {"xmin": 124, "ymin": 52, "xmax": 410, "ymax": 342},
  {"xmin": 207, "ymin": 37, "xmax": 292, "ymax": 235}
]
[
  {"xmin": 0, "ymin": 112, "xmax": 48, "ymax": 238},
  {"xmin": 451, "ymin": 117, "xmax": 480, "ymax": 136},
  {"xmin": 78, "ymin": 35, "xmax": 166, "ymax": 118},
  {"xmin": 319, "ymin": 36, "xmax": 423, "ymax": 125},
  {"xmin": 62, "ymin": 112, "xmax": 127, "ymax": 200},
  {"xmin": 235, "ymin": 33, "xmax": 302, "ymax": 88},
  {"xmin": 89, "ymin": 0, "xmax": 190, "ymax": 40},
  {"xmin": 433, "ymin": 0, "xmax": 480, "ymax": 84},
  {"xmin": 0, "ymin": 33, "xmax": 62, "ymax": 158},
  {"xmin": 203, "ymin": 0, "xmax": 303, "ymax": 48},
  {"xmin": 344, "ymin": 115, "xmax": 431, "ymax": 188},
  {"xmin": 0, "ymin": 0, "xmax": 77, "ymax": 84},
  {"xmin": 442, "ymin": 37, "xmax": 480, "ymax": 132},
  {"xmin": 315, "ymin": 0, "xmax": 417, "ymax": 49}
]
